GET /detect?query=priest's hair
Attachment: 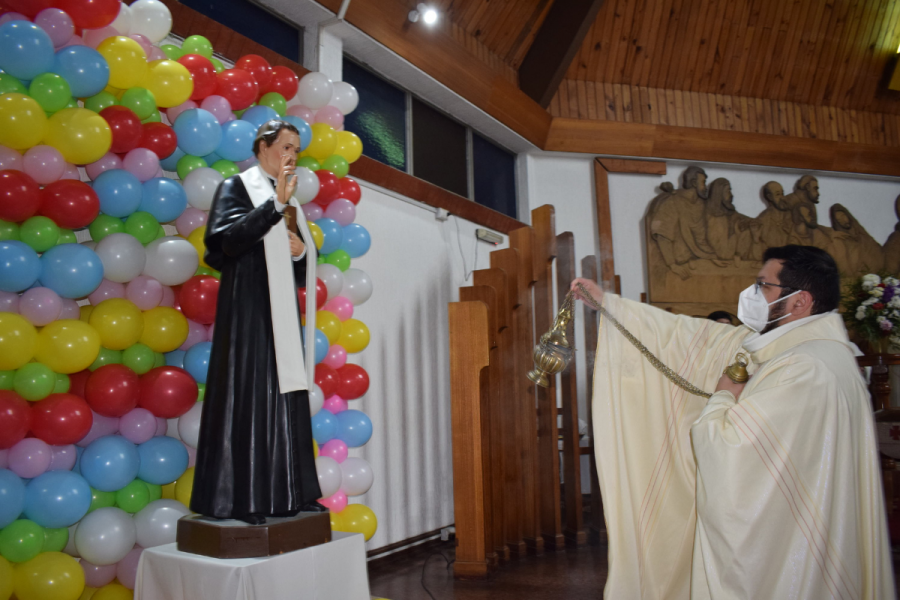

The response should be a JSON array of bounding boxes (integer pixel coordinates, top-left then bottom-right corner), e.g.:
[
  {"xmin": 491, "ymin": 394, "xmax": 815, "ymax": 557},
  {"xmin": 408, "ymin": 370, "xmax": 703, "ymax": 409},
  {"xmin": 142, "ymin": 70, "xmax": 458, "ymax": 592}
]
[
  {"xmin": 762, "ymin": 245, "xmax": 840, "ymax": 315},
  {"xmin": 253, "ymin": 120, "xmax": 301, "ymax": 156}
]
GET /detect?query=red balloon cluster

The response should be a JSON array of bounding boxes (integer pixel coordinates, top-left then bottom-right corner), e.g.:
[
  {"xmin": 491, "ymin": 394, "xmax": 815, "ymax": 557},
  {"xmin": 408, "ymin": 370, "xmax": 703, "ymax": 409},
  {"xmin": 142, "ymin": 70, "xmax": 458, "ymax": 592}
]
[
  {"xmin": 178, "ymin": 54, "xmax": 218, "ymax": 101},
  {"xmin": 0, "ymin": 170, "xmax": 41, "ymax": 222},
  {"xmin": 85, "ymin": 364, "xmax": 140, "ymax": 417},
  {"xmin": 180, "ymin": 275, "xmax": 219, "ymax": 325},
  {"xmin": 315, "ymin": 364, "xmax": 339, "ymax": 399},
  {"xmin": 53, "ymin": 0, "xmax": 121, "ymax": 29},
  {"xmin": 138, "ymin": 366, "xmax": 198, "ymax": 419},
  {"xmin": 2, "ymin": 0, "xmax": 53, "ymax": 17},
  {"xmin": 336, "ymin": 364, "xmax": 369, "ymax": 400},
  {"xmin": 338, "ymin": 177, "xmax": 361, "ymax": 205},
  {"xmin": 313, "ymin": 171, "xmax": 340, "ymax": 206},
  {"xmin": 235, "ymin": 54, "xmax": 272, "ymax": 89},
  {"xmin": 261, "ymin": 66, "xmax": 299, "ymax": 102},
  {"xmin": 216, "ymin": 69, "xmax": 258, "ymax": 111},
  {"xmin": 100, "ymin": 106, "xmax": 143, "ymax": 154},
  {"xmin": 0, "ymin": 390, "xmax": 31, "ymax": 449},
  {"xmin": 298, "ymin": 277, "xmax": 327, "ymax": 314},
  {"xmin": 68, "ymin": 369, "xmax": 90, "ymax": 399},
  {"xmin": 39, "ymin": 179, "xmax": 100, "ymax": 229},
  {"xmin": 138, "ymin": 122, "xmax": 178, "ymax": 160},
  {"xmin": 30, "ymin": 393, "xmax": 92, "ymax": 445}
]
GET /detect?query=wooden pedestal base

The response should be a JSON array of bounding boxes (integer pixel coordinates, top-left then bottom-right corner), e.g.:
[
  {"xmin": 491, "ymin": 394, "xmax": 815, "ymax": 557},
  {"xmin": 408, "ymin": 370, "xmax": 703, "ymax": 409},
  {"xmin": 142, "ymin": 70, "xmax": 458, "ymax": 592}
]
[{"xmin": 176, "ymin": 513, "xmax": 332, "ymax": 559}]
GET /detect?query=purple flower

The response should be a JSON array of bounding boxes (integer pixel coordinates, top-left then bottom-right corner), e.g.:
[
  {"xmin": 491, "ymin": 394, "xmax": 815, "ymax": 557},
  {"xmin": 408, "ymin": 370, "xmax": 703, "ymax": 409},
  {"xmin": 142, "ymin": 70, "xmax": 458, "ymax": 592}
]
[{"xmin": 884, "ymin": 285, "xmax": 896, "ymax": 304}]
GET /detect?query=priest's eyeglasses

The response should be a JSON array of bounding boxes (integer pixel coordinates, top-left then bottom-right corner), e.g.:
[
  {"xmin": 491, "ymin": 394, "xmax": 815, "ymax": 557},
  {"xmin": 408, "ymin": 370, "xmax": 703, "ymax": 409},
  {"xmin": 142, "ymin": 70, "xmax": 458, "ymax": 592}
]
[{"xmin": 754, "ymin": 280, "xmax": 793, "ymax": 294}]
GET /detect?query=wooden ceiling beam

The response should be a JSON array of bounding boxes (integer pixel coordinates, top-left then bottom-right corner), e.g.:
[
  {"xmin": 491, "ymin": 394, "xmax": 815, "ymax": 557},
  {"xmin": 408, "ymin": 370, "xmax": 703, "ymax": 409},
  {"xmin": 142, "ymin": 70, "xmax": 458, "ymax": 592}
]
[{"xmin": 518, "ymin": 0, "xmax": 607, "ymax": 108}]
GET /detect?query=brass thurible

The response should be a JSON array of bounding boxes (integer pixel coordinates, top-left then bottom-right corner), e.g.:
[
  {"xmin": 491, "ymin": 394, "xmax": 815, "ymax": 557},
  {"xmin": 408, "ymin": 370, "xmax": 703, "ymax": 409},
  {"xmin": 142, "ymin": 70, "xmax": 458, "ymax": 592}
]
[
  {"xmin": 527, "ymin": 291, "xmax": 576, "ymax": 387},
  {"xmin": 723, "ymin": 352, "xmax": 750, "ymax": 383}
]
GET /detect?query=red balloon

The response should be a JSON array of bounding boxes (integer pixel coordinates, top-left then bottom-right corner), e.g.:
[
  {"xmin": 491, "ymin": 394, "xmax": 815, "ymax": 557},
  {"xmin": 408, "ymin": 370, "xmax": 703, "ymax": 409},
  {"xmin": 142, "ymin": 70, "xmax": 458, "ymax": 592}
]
[
  {"xmin": 314, "ymin": 364, "xmax": 339, "ymax": 399},
  {"xmin": 68, "ymin": 369, "xmax": 90, "ymax": 399},
  {"xmin": 30, "ymin": 393, "xmax": 93, "ymax": 445},
  {"xmin": 0, "ymin": 390, "xmax": 31, "ymax": 450},
  {"xmin": 179, "ymin": 275, "xmax": 219, "ymax": 325},
  {"xmin": 100, "ymin": 105, "xmax": 143, "ymax": 154},
  {"xmin": 138, "ymin": 122, "xmax": 178, "ymax": 160},
  {"xmin": 0, "ymin": 169, "xmax": 41, "ymax": 222},
  {"xmin": 139, "ymin": 367, "xmax": 198, "ymax": 418},
  {"xmin": 297, "ymin": 278, "xmax": 327, "ymax": 314},
  {"xmin": 2, "ymin": 0, "xmax": 53, "ymax": 17},
  {"xmin": 84, "ymin": 364, "xmax": 140, "ymax": 417},
  {"xmin": 53, "ymin": 0, "xmax": 120, "ymax": 29},
  {"xmin": 261, "ymin": 66, "xmax": 299, "ymax": 102},
  {"xmin": 313, "ymin": 171, "xmax": 340, "ymax": 206},
  {"xmin": 235, "ymin": 54, "xmax": 272, "ymax": 89},
  {"xmin": 336, "ymin": 364, "xmax": 369, "ymax": 400},
  {"xmin": 178, "ymin": 54, "xmax": 218, "ymax": 101},
  {"xmin": 338, "ymin": 177, "xmax": 361, "ymax": 205},
  {"xmin": 170, "ymin": 284, "xmax": 182, "ymax": 312},
  {"xmin": 215, "ymin": 69, "xmax": 259, "ymax": 111},
  {"xmin": 39, "ymin": 179, "xmax": 100, "ymax": 229}
]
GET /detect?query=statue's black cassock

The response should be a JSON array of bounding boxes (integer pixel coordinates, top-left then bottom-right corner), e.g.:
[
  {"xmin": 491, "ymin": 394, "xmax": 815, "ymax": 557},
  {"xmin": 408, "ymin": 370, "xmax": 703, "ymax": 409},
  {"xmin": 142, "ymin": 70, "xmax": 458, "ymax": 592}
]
[{"xmin": 190, "ymin": 176, "xmax": 322, "ymax": 519}]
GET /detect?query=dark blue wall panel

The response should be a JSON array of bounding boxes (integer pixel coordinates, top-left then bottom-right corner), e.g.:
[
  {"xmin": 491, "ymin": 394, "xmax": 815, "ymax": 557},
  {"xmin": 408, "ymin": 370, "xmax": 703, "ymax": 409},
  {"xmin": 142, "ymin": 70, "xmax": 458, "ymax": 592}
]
[{"xmin": 180, "ymin": 0, "xmax": 301, "ymax": 61}]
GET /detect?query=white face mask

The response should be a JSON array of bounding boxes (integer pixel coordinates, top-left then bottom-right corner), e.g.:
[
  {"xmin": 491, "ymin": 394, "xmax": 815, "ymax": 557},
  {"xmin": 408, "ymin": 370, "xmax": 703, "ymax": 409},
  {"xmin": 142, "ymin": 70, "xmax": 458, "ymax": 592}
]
[{"xmin": 737, "ymin": 284, "xmax": 801, "ymax": 332}]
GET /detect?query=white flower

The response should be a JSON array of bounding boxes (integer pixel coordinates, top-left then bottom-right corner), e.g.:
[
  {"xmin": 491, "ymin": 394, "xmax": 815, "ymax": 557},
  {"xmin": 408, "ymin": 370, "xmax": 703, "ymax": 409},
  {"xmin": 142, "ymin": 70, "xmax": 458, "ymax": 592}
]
[
  {"xmin": 863, "ymin": 297, "xmax": 879, "ymax": 306},
  {"xmin": 862, "ymin": 274, "xmax": 881, "ymax": 290},
  {"xmin": 871, "ymin": 287, "xmax": 885, "ymax": 297},
  {"xmin": 888, "ymin": 297, "xmax": 900, "ymax": 309},
  {"xmin": 886, "ymin": 277, "xmax": 900, "ymax": 287},
  {"xmin": 857, "ymin": 307, "xmax": 868, "ymax": 320},
  {"xmin": 878, "ymin": 316, "xmax": 894, "ymax": 331}
]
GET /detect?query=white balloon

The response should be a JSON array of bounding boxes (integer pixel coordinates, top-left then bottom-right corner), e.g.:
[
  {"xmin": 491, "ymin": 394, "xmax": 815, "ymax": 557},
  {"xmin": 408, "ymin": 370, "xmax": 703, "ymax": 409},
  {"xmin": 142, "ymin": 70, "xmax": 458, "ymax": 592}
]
[
  {"xmin": 315, "ymin": 456, "xmax": 342, "ymax": 498},
  {"xmin": 177, "ymin": 401, "xmax": 203, "ymax": 449},
  {"xmin": 328, "ymin": 82, "xmax": 359, "ymax": 116},
  {"xmin": 293, "ymin": 166, "xmax": 319, "ymax": 205},
  {"xmin": 316, "ymin": 263, "xmax": 344, "ymax": 301},
  {"xmin": 95, "ymin": 233, "xmax": 147, "ymax": 283},
  {"xmin": 143, "ymin": 237, "xmax": 199, "ymax": 286},
  {"xmin": 63, "ymin": 523, "xmax": 79, "ymax": 557},
  {"xmin": 133, "ymin": 499, "xmax": 190, "ymax": 548},
  {"xmin": 297, "ymin": 72, "xmax": 334, "ymax": 110},
  {"xmin": 183, "ymin": 167, "xmax": 223, "ymax": 211},
  {"xmin": 339, "ymin": 457, "xmax": 374, "ymax": 496},
  {"xmin": 109, "ymin": 3, "xmax": 133, "ymax": 35},
  {"xmin": 166, "ymin": 417, "xmax": 181, "ymax": 440},
  {"xmin": 75, "ymin": 507, "xmax": 137, "ymax": 566},
  {"xmin": 308, "ymin": 383, "xmax": 324, "ymax": 416},
  {"xmin": 340, "ymin": 268, "xmax": 373, "ymax": 306},
  {"xmin": 128, "ymin": 0, "xmax": 173, "ymax": 43}
]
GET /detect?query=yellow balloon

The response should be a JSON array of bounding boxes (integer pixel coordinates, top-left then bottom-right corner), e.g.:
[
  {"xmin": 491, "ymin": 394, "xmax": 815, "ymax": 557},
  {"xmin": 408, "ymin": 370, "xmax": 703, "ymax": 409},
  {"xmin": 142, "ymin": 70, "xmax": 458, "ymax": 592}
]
[
  {"xmin": 97, "ymin": 36, "xmax": 149, "ymax": 90},
  {"xmin": 79, "ymin": 586, "xmax": 97, "ymax": 600},
  {"xmin": 89, "ymin": 299, "xmax": 144, "ymax": 350},
  {"xmin": 308, "ymin": 222, "xmax": 323, "ymax": 250},
  {"xmin": 316, "ymin": 310, "xmax": 342, "ymax": 345},
  {"xmin": 329, "ymin": 511, "xmax": 345, "ymax": 532},
  {"xmin": 91, "ymin": 583, "xmax": 132, "ymax": 600},
  {"xmin": 140, "ymin": 307, "xmax": 188, "ymax": 352},
  {"xmin": 337, "ymin": 318, "xmax": 369, "ymax": 354},
  {"xmin": 0, "ymin": 312, "xmax": 36, "ymax": 370},
  {"xmin": 313, "ymin": 440, "xmax": 319, "ymax": 458},
  {"xmin": 13, "ymin": 551, "xmax": 85, "ymax": 600},
  {"xmin": 104, "ymin": 85, "xmax": 123, "ymax": 98},
  {"xmin": 0, "ymin": 555, "xmax": 12, "ymax": 600},
  {"xmin": 161, "ymin": 482, "xmax": 176, "ymax": 500},
  {"xmin": 174, "ymin": 466, "xmax": 194, "ymax": 507},
  {"xmin": 0, "ymin": 93, "xmax": 48, "ymax": 150},
  {"xmin": 340, "ymin": 504, "xmax": 377, "ymax": 541},
  {"xmin": 142, "ymin": 60, "xmax": 193, "ymax": 108},
  {"xmin": 35, "ymin": 320, "xmax": 100, "ymax": 374},
  {"xmin": 79, "ymin": 305, "xmax": 94, "ymax": 323},
  {"xmin": 334, "ymin": 131, "xmax": 363, "ymax": 163},
  {"xmin": 303, "ymin": 123, "xmax": 337, "ymax": 162},
  {"xmin": 187, "ymin": 226, "xmax": 208, "ymax": 269},
  {"xmin": 44, "ymin": 108, "xmax": 112, "ymax": 165}
]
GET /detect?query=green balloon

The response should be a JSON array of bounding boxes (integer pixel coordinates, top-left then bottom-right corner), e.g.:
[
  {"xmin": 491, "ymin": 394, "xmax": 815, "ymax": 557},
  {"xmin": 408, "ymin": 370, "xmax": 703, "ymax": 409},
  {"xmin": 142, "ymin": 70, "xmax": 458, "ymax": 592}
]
[
  {"xmin": 182, "ymin": 35, "xmax": 213, "ymax": 58},
  {"xmin": 41, "ymin": 527, "xmax": 68, "ymax": 553},
  {"xmin": 19, "ymin": 216, "xmax": 60, "ymax": 252},
  {"xmin": 89, "ymin": 347, "xmax": 123, "ymax": 371},
  {"xmin": 297, "ymin": 157, "xmax": 320, "ymax": 171},
  {"xmin": 0, "ymin": 220, "xmax": 20, "ymax": 241},
  {"xmin": 153, "ymin": 352, "xmax": 166, "ymax": 368},
  {"xmin": 321, "ymin": 155, "xmax": 349, "ymax": 179},
  {"xmin": 88, "ymin": 488, "xmax": 116, "ymax": 513},
  {"xmin": 125, "ymin": 211, "xmax": 160, "ymax": 245},
  {"xmin": 122, "ymin": 343, "xmax": 155, "ymax": 375},
  {"xmin": 210, "ymin": 57, "xmax": 225, "ymax": 73},
  {"xmin": 116, "ymin": 480, "xmax": 150, "ymax": 513},
  {"xmin": 197, "ymin": 382, "xmax": 206, "ymax": 402},
  {"xmin": 324, "ymin": 249, "xmax": 351, "ymax": 271},
  {"xmin": 155, "ymin": 225, "xmax": 166, "ymax": 240},
  {"xmin": 57, "ymin": 229, "xmax": 77, "ymax": 245},
  {"xmin": 29, "ymin": 72, "xmax": 72, "ymax": 113},
  {"xmin": 53, "ymin": 373, "xmax": 70, "ymax": 394},
  {"xmin": 142, "ymin": 109, "xmax": 162, "ymax": 124},
  {"xmin": 89, "ymin": 214, "xmax": 126, "ymax": 242},
  {"xmin": 233, "ymin": 103, "xmax": 255, "ymax": 119},
  {"xmin": 177, "ymin": 155, "xmax": 207, "ymax": 180},
  {"xmin": 316, "ymin": 256, "xmax": 325, "ymax": 265},
  {"xmin": 13, "ymin": 362, "xmax": 56, "ymax": 401},
  {"xmin": 65, "ymin": 97, "xmax": 80, "ymax": 109},
  {"xmin": 211, "ymin": 159, "xmax": 239, "ymax": 178},
  {"xmin": 120, "ymin": 87, "xmax": 157, "ymax": 120},
  {"xmin": 160, "ymin": 44, "xmax": 184, "ymax": 60},
  {"xmin": 0, "ymin": 73, "xmax": 27, "ymax": 96},
  {"xmin": 145, "ymin": 482, "xmax": 162, "ymax": 502},
  {"xmin": 0, "ymin": 371, "xmax": 13, "ymax": 390},
  {"xmin": 0, "ymin": 519, "xmax": 44, "ymax": 563},
  {"xmin": 259, "ymin": 92, "xmax": 286, "ymax": 116},
  {"xmin": 83, "ymin": 91, "xmax": 118, "ymax": 113},
  {"xmin": 211, "ymin": 269, "xmax": 221, "ymax": 279}
]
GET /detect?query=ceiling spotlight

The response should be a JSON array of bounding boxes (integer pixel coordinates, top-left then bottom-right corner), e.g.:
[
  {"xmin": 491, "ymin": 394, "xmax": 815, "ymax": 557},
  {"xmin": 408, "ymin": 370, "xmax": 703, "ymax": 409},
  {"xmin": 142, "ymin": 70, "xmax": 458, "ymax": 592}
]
[{"xmin": 409, "ymin": 3, "xmax": 438, "ymax": 25}]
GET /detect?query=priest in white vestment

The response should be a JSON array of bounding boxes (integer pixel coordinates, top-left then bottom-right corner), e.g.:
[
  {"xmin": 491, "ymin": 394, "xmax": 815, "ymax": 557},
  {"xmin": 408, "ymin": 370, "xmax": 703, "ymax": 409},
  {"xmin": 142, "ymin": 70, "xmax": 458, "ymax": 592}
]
[{"xmin": 573, "ymin": 245, "xmax": 894, "ymax": 599}]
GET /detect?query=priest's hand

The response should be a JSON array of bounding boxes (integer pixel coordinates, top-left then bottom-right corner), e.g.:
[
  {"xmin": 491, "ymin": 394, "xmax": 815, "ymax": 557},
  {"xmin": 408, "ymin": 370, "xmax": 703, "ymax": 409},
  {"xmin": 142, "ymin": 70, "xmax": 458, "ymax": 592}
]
[
  {"xmin": 715, "ymin": 373, "xmax": 747, "ymax": 400},
  {"xmin": 288, "ymin": 231, "xmax": 305, "ymax": 257},
  {"xmin": 570, "ymin": 278, "xmax": 603, "ymax": 308},
  {"xmin": 276, "ymin": 154, "xmax": 298, "ymax": 205}
]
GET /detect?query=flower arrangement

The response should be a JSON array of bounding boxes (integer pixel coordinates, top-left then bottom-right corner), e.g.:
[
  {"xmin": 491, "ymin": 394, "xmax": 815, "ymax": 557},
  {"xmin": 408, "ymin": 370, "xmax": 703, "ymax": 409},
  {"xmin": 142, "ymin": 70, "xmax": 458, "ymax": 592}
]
[{"xmin": 842, "ymin": 274, "xmax": 900, "ymax": 352}]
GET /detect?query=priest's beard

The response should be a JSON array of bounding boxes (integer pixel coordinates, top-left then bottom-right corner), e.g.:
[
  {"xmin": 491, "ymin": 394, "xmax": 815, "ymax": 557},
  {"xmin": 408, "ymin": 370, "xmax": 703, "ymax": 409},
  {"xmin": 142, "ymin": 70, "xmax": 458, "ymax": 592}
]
[{"xmin": 760, "ymin": 291, "xmax": 790, "ymax": 334}]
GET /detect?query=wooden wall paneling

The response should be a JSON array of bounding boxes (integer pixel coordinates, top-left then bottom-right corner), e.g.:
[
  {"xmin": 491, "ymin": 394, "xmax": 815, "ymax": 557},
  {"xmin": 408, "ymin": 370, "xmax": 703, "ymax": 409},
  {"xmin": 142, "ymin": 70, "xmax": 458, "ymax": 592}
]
[
  {"xmin": 580, "ymin": 256, "xmax": 604, "ymax": 544},
  {"xmin": 593, "ymin": 160, "xmax": 615, "ymax": 291}
]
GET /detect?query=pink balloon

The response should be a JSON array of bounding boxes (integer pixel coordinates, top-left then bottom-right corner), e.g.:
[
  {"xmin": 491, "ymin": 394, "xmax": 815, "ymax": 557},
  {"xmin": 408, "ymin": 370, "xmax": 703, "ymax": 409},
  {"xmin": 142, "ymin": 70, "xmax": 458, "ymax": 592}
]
[
  {"xmin": 60, "ymin": 162, "xmax": 81, "ymax": 180},
  {"xmin": 86, "ymin": 152, "xmax": 123, "ymax": 181},
  {"xmin": 302, "ymin": 202, "xmax": 323, "ymax": 221},
  {"xmin": 49, "ymin": 444, "xmax": 78, "ymax": 471},
  {"xmin": 235, "ymin": 156, "xmax": 258, "ymax": 172},
  {"xmin": 185, "ymin": 442, "xmax": 196, "ymax": 467},
  {"xmin": 123, "ymin": 148, "xmax": 160, "ymax": 182},
  {"xmin": 76, "ymin": 411, "xmax": 120, "ymax": 447},
  {"xmin": 35, "ymin": 8, "xmax": 74, "ymax": 47},
  {"xmin": 129, "ymin": 33, "xmax": 153, "ymax": 56},
  {"xmin": 83, "ymin": 26, "xmax": 119, "ymax": 49},
  {"xmin": 0, "ymin": 449, "xmax": 8, "ymax": 469},
  {"xmin": 19, "ymin": 286, "xmax": 63, "ymax": 326},
  {"xmin": 286, "ymin": 105, "xmax": 314, "ymax": 122},
  {"xmin": 9, "ymin": 438, "xmax": 52, "ymax": 479},
  {"xmin": 0, "ymin": 145, "xmax": 23, "ymax": 171},
  {"xmin": 0, "ymin": 290, "xmax": 20, "ymax": 313},
  {"xmin": 155, "ymin": 417, "xmax": 167, "ymax": 436},
  {"xmin": 322, "ymin": 395, "xmax": 347, "ymax": 414},
  {"xmin": 206, "ymin": 323, "xmax": 214, "ymax": 342},
  {"xmin": 322, "ymin": 344, "xmax": 347, "ymax": 369},
  {"xmin": 200, "ymin": 95, "xmax": 233, "ymax": 125},
  {"xmin": 323, "ymin": 297, "xmax": 353, "ymax": 321},
  {"xmin": 154, "ymin": 166, "xmax": 164, "ymax": 177},
  {"xmin": 314, "ymin": 105, "xmax": 344, "ymax": 129},
  {"xmin": 88, "ymin": 279, "xmax": 126, "ymax": 305},
  {"xmin": 179, "ymin": 318, "xmax": 207, "ymax": 351},
  {"xmin": 23, "ymin": 145, "xmax": 65, "ymax": 184},
  {"xmin": 147, "ymin": 46, "xmax": 166, "ymax": 61},
  {"xmin": 323, "ymin": 198, "xmax": 356, "ymax": 227},
  {"xmin": 60, "ymin": 34, "xmax": 85, "ymax": 48},
  {"xmin": 125, "ymin": 275, "xmax": 163, "ymax": 310},
  {"xmin": 174, "ymin": 207, "xmax": 207, "ymax": 237},
  {"xmin": 81, "ymin": 559, "xmax": 117, "ymax": 588},
  {"xmin": 320, "ymin": 439, "xmax": 348, "ymax": 463},
  {"xmin": 319, "ymin": 490, "xmax": 347, "ymax": 512},
  {"xmin": 158, "ymin": 285, "xmax": 175, "ymax": 308},
  {"xmin": 166, "ymin": 100, "xmax": 198, "ymax": 124},
  {"xmin": 59, "ymin": 299, "xmax": 80, "ymax": 320},
  {"xmin": 0, "ymin": 13, "xmax": 29, "ymax": 26},
  {"xmin": 119, "ymin": 407, "xmax": 157, "ymax": 444}
]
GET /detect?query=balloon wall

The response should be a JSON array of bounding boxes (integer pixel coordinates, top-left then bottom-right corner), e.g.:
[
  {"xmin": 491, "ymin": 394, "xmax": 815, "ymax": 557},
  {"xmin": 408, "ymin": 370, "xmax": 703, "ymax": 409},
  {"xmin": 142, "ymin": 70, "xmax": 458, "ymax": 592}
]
[{"xmin": 0, "ymin": 1, "xmax": 376, "ymax": 598}]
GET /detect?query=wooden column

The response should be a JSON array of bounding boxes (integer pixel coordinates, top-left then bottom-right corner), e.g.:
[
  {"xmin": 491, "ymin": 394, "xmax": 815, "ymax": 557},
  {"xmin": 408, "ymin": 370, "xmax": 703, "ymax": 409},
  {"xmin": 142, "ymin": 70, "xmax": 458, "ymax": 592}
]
[{"xmin": 581, "ymin": 255, "xmax": 604, "ymax": 544}]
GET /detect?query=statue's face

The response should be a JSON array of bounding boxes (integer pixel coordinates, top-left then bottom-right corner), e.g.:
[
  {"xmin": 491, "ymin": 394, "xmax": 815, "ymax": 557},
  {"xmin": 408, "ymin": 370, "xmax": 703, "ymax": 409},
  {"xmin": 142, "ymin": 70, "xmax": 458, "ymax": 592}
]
[
  {"xmin": 695, "ymin": 173, "xmax": 709, "ymax": 199},
  {"xmin": 799, "ymin": 205, "xmax": 816, "ymax": 228},
  {"xmin": 764, "ymin": 183, "xmax": 784, "ymax": 208},
  {"xmin": 722, "ymin": 184, "xmax": 734, "ymax": 210},
  {"xmin": 835, "ymin": 211, "xmax": 851, "ymax": 230},
  {"xmin": 806, "ymin": 180, "xmax": 819, "ymax": 201}
]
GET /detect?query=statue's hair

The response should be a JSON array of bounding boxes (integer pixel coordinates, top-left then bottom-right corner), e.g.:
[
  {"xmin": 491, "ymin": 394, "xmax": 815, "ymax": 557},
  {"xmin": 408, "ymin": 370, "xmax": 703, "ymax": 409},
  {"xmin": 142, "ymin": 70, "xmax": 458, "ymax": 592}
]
[
  {"xmin": 796, "ymin": 174, "xmax": 817, "ymax": 192},
  {"xmin": 253, "ymin": 120, "xmax": 301, "ymax": 156},
  {"xmin": 682, "ymin": 166, "xmax": 706, "ymax": 190}
]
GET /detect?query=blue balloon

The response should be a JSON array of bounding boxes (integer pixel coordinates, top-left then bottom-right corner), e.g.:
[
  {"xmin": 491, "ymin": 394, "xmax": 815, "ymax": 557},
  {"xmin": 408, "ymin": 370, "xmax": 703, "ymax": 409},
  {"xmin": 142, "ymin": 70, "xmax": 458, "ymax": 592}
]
[
  {"xmin": 303, "ymin": 327, "xmax": 328, "ymax": 365},
  {"xmin": 51, "ymin": 46, "xmax": 109, "ymax": 98},
  {"xmin": 173, "ymin": 108, "xmax": 223, "ymax": 157},
  {"xmin": 0, "ymin": 469, "xmax": 25, "ymax": 529},
  {"xmin": 0, "ymin": 21, "xmax": 55, "ymax": 80},
  {"xmin": 137, "ymin": 435, "xmax": 188, "ymax": 485},
  {"xmin": 215, "ymin": 119, "xmax": 255, "ymax": 162},
  {"xmin": 339, "ymin": 223, "xmax": 371, "ymax": 258},
  {"xmin": 92, "ymin": 168, "xmax": 142, "ymax": 218},
  {"xmin": 80, "ymin": 435, "xmax": 140, "ymax": 492},
  {"xmin": 311, "ymin": 410, "xmax": 337, "ymax": 444},
  {"xmin": 202, "ymin": 151, "xmax": 221, "ymax": 165},
  {"xmin": 165, "ymin": 349, "xmax": 186, "ymax": 369},
  {"xmin": 71, "ymin": 446, "xmax": 84, "ymax": 475},
  {"xmin": 314, "ymin": 218, "xmax": 344, "ymax": 254},
  {"xmin": 183, "ymin": 341, "xmax": 211, "ymax": 384},
  {"xmin": 140, "ymin": 178, "xmax": 187, "ymax": 223},
  {"xmin": 23, "ymin": 470, "xmax": 91, "ymax": 528},
  {"xmin": 40, "ymin": 243, "xmax": 103, "ymax": 299},
  {"xmin": 336, "ymin": 409, "xmax": 373, "ymax": 448},
  {"xmin": 0, "ymin": 240, "xmax": 41, "ymax": 293},
  {"xmin": 159, "ymin": 146, "xmax": 185, "ymax": 172},
  {"xmin": 282, "ymin": 116, "xmax": 312, "ymax": 151},
  {"xmin": 240, "ymin": 105, "xmax": 278, "ymax": 130}
]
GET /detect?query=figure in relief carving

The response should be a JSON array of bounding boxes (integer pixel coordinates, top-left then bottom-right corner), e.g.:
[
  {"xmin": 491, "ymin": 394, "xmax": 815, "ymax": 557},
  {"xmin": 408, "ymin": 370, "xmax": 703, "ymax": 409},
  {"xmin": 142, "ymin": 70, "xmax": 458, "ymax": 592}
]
[
  {"xmin": 829, "ymin": 203, "xmax": 884, "ymax": 275},
  {"xmin": 787, "ymin": 201, "xmax": 831, "ymax": 251},
  {"xmin": 756, "ymin": 181, "xmax": 792, "ymax": 249},
  {"xmin": 704, "ymin": 178, "xmax": 759, "ymax": 265},
  {"xmin": 783, "ymin": 175, "xmax": 820, "ymax": 239},
  {"xmin": 883, "ymin": 195, "xmax": 900, "ymax": 274}
]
